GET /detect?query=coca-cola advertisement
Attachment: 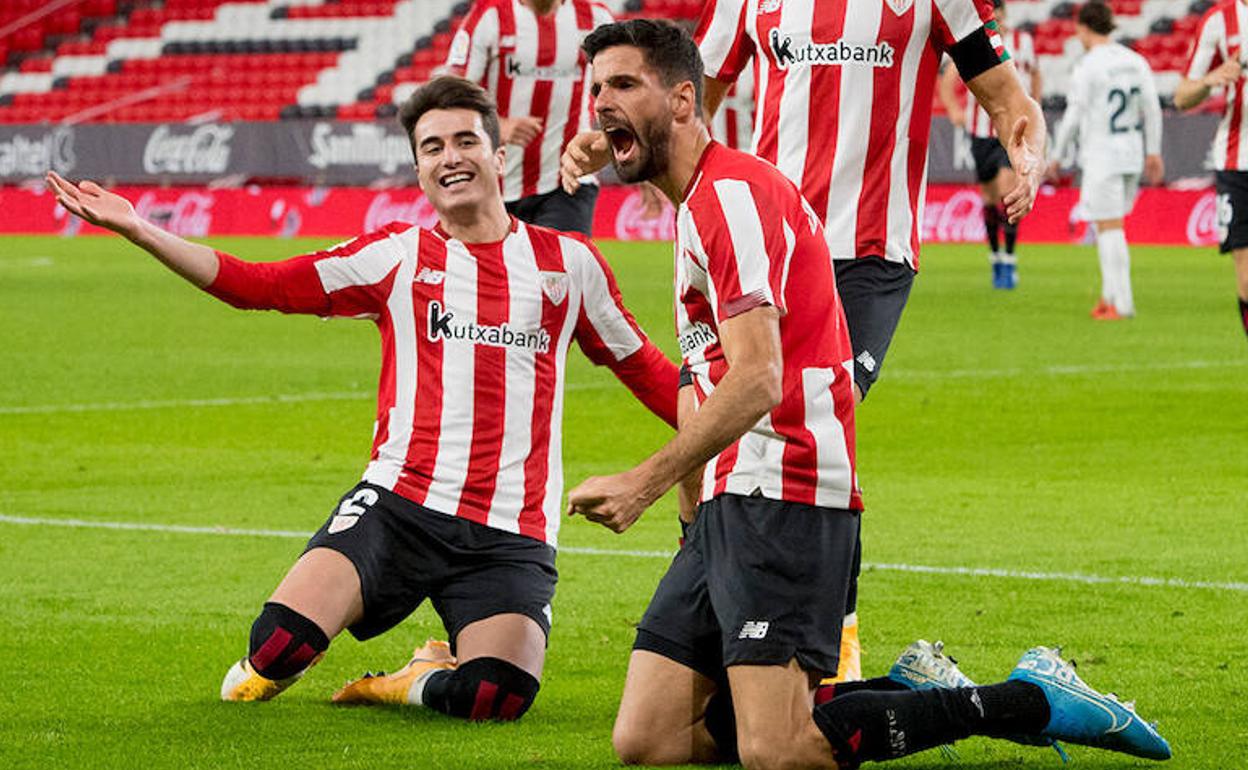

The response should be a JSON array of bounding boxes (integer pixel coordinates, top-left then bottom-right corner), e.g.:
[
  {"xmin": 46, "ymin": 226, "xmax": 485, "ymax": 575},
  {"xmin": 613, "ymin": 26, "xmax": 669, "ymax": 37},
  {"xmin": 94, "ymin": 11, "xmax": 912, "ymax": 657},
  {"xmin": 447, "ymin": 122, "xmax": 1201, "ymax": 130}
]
[
  {"xmin": 142, "ymin": 125, "xmax": 235, "ymax": 175},
  {"xmin": 0, "ymin": 183, "xmax": 1224, "ymax": 247}
]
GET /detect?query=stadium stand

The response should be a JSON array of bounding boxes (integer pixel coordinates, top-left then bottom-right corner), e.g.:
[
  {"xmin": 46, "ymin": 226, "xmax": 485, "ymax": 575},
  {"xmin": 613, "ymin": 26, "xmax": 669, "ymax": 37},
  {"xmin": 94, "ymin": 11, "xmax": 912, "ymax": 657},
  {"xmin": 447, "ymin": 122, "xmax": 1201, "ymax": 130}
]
[{"xmin": 0, "ymin": 0, "xmax": 1223, "ymax": 124}]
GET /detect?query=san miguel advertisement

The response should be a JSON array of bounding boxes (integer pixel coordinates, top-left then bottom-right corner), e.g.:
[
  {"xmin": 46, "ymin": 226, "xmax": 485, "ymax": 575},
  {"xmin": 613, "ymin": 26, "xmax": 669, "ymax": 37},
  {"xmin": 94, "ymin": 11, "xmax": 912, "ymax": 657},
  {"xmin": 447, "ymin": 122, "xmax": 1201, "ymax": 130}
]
[{"xmin": 0, "ymin": 182, "xmax": 1224, "ymax": 247}]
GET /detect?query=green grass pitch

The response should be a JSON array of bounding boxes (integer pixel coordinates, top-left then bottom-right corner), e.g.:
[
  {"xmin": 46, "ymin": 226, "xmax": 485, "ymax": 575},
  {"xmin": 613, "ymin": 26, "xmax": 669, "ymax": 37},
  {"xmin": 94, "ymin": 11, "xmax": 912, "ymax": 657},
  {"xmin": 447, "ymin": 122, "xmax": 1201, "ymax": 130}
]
[{"xmin": 1, "ymin": 233, "xmax": 1245, "ymax": 769}]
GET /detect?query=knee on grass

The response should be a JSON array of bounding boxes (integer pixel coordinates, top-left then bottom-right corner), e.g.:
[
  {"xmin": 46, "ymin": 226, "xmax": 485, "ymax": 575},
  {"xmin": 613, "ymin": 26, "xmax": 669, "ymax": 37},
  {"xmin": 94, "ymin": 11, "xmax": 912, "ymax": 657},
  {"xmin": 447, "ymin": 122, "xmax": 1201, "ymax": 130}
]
[
  {"xmin": 421, "ymin": 657, "xmax": 540, "ymax": 721},
  {"xmin": 248, "ymin": 602, "xmax": 329, "ymax": 680}
]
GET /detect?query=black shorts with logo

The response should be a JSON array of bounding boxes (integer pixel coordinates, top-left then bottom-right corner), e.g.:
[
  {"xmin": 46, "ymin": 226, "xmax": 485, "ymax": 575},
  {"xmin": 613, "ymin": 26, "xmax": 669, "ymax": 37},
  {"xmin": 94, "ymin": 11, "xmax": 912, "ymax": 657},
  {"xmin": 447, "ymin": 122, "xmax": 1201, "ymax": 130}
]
[
  {"xmin": 1216, "ymin": 171, "xmax": 1248, "ymax": 253},
  {"xmin": 634, "ymin": 493, "xmax": 860, "ymax": 681},
  {"xmin": 304, "ymin": 482, "xmax": 557, "ymax": 645},
  {"xmin": 970, "ymin": 136, "xmax": 1011, "ymax": 184},
  {"xmin": 505, "ymin": 183, "xmax": 599, "ymax": 237},
  {"xmin": 834, "ymin": 257, "xmax": 916, "ymax": 398}
]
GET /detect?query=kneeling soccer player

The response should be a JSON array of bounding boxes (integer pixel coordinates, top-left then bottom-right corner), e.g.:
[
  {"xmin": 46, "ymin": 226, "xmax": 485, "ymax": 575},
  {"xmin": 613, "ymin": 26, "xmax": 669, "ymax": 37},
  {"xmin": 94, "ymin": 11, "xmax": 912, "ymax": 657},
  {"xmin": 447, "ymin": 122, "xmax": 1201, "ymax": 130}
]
[
  {"xmin": 566, "ymin": 19, "xmax": 1170, "ymax": 767},
  {"xmin": 45, "ymin": 75, "xmax": 678, "ymax": 721}
]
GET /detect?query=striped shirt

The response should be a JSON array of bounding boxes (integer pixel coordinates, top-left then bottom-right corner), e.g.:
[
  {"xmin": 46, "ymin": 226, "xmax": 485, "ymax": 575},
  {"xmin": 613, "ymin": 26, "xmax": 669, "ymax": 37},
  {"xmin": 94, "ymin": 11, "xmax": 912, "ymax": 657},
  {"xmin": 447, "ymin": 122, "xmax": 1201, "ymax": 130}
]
[
  {"xmin": 206, "ymin": 219, "xmax": 678, "ymax": 546},
  {"xmin": 698, "ymin": 0, "xmax": 997, "ymax": 268},
  {"xmin": 676, "ymin": 142, "xmax": 862, "ymax": 510},
  {"xmin": 709, "ymin": 60, "xmax": 756, "ymax": 150},
  {"xmin": 1186, "ymin": 0, "xmax": 1248, "ymax": 171},
  {"xmin": 445, "ymin": 0, "xmax": 613, "ymax": 200},
  {"xmin": 968, "ymin": 28, "xmax": 1033, "ymax": 138}
]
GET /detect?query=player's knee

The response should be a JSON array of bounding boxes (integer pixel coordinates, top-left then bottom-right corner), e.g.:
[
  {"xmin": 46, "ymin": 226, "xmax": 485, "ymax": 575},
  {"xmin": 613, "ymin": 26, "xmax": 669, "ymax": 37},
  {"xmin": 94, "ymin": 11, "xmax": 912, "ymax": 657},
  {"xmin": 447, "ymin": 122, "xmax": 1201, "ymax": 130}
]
[
  {"xmin": 737, "ymin": 736, "xmax": 801, "ymax": 770},
  {"xmin": 248, "ymin": 602, "xmax": 329, "ymax": 680},
  {"xmin": 611, "ymin": 712, "xmax": 671, "ymax": 765},
  {"xmin": 423, "ymin": 657, "xmax": 540, "ymax": 721}
]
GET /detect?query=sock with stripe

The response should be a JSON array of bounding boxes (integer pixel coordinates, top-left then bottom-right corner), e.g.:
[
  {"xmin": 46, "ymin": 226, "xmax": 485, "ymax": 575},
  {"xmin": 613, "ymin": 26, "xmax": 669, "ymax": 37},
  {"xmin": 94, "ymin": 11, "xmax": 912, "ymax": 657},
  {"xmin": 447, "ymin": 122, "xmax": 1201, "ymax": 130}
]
[
  {"xmin": 248, "ymin": 602, "xmax": 329, "ymax": 680},
  {"xmin": 417, "ymin": 657, "xmax": 540, "ymax": 721},
  {"xmin": 812, "ymin": 682, "xmax": 1049, "ymax": 768}
]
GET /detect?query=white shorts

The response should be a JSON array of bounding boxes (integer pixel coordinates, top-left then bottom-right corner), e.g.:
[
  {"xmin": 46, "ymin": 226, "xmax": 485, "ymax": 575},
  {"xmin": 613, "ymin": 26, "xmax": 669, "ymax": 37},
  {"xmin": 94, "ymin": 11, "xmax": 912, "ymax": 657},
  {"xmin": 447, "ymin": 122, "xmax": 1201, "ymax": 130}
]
[{"xmin": 1077, "ymin": 170, "xmax": 1140, "ymax": 222}]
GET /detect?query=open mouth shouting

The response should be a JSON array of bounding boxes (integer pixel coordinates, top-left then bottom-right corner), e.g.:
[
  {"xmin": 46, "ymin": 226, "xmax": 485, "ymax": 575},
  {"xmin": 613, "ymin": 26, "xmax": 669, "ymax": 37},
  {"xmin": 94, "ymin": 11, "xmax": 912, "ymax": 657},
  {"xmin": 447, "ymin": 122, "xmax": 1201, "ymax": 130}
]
[{"xmin": 603, "ymin": 122, "xmax": 639, "ymax": 166}]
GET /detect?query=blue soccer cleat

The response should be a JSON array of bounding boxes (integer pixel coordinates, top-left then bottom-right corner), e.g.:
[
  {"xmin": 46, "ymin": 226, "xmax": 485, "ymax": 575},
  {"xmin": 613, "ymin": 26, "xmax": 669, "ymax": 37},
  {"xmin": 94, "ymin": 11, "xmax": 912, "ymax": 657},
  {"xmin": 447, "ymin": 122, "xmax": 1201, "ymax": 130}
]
[
  {"xmin": 889, "ymin": 640, "xmax": 1070, "ymax": 762},
  {"xmin": 1008, "ymin": 646, "xmax": 1171, "ymax": 761}
]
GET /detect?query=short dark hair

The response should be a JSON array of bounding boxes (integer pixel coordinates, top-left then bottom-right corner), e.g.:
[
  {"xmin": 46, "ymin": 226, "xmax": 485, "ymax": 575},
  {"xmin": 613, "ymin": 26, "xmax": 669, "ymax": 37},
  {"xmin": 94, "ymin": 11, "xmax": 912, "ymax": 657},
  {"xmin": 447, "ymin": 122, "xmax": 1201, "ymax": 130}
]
[
  {"xmin": 582, "ymin": 19, "xmax": 704, "ymax": 116},
  {"xmin": 1077, "ymin": 1, "xmax": 1115, "ymax": 35},
  {"xmin": 398, "ymin": 75, "xmax": 501, "ymax": 150}
]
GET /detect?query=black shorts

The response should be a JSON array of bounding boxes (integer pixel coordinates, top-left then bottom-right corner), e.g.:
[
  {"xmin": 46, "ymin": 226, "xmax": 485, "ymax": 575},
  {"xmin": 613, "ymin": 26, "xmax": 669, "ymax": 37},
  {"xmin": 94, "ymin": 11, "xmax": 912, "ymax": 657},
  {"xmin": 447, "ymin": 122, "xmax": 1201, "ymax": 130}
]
[
  {"xmin": 834, "ymin": 257, "xmax": 916, "ymax": 398},
  {"xmin": 1216, "ymin": 171, "xmax": 1248, "ymax": 254},
  {"xmin": 305, "ymin": 483, "xmax": 557, "ymax": 645},
  {"xmin": 505, "ymin": 183, "xmax": 599, "ymax": 237},
  {"xmin": 970, "ymin": 136, "xmax": 1011, "ymax": 184},
  {"xmin": 634, "ymin": 493, "xmax": 860, "ymax": 681}
]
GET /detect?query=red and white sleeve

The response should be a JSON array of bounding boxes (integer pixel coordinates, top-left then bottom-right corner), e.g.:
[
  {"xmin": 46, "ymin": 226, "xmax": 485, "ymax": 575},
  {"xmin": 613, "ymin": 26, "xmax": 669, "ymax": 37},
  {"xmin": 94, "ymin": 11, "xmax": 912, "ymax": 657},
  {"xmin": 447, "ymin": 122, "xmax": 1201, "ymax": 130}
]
[
  {"xmin": 205, "ymin": 222, "xmax": 411, "ymax": 318},
  {"xmin": 443, "ymin": 0, "xmax": 499, "ymax": 84},
  {"xmin": 696, "ymin": 0, "xmax": 754, "ymax": 85}
]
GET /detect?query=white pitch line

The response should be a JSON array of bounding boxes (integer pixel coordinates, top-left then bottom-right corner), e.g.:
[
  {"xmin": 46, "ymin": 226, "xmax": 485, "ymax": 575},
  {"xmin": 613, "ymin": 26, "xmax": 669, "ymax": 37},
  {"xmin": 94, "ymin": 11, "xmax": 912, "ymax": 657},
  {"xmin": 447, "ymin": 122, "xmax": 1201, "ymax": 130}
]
[
  {"xmin": 3, "ymin": 513, "xmax": 1245, "ymax": 594},
  {"xmin": 3, "ymin": 358, "xmax": 1244, "ymax": 416}
]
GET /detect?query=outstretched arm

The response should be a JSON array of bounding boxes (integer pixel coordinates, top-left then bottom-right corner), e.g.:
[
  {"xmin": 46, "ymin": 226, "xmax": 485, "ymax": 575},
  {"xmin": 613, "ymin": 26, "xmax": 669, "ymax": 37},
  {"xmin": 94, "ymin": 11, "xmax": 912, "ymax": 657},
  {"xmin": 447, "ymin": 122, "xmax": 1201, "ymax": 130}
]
[{"xmin": 46, "ymin": 171, "xmax": 218, "ymax": 287}]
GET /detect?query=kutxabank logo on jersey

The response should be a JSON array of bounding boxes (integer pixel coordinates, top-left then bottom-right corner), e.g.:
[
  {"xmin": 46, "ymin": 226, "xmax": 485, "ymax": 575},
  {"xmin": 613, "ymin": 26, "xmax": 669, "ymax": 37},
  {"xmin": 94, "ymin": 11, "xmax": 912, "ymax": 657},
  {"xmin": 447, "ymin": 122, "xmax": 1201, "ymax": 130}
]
[
  {"xmin": 503, "ymin": 55, "xmax": 580, "ymax": 81},
  {"xmin": 426, "ymin": 301, "xmax": 551, "ymax": 354},
  {"xmin": 768, "ymin": 28, "xmax": 896, "ymax": 69}
]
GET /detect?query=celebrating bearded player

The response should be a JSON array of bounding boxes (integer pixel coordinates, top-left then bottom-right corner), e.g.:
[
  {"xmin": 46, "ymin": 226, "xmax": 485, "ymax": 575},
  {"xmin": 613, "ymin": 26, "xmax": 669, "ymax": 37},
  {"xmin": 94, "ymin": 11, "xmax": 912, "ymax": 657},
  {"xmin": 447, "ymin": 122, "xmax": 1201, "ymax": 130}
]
[
  {"xmin": 565, "ymin": 19, "xmax": 1169, "ymax": 768},
  {"xmin": 563, "ymin": 0, "xmax": 1048, "ymax": 685},
  {"xmin": 939, "ymin": 0, "xmax": 1042, "ymax": 289},
  {"xmin": 442, "ymin": 0, "xmax": 614, "ymax": 236},
  {"xmin": 45, "ymin": 76, "xmax": 678, "ymax": 721},
  {"xmin": 1176, "ymin": 0, "xmax": 1248, "ymax": 340},
  {"xmin": 1050, "ymin": 1, "xmax": 1163, "ymax": 320}
]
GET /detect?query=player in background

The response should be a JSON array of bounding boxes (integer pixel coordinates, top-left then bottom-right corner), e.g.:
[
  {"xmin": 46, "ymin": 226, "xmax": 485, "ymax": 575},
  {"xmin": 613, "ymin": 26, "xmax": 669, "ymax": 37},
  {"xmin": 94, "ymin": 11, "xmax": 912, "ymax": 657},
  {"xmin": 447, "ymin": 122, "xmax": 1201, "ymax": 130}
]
[
  {"xmin": 694, "ymin": 0, "xmax": 1047, "ymax": 687},
  {"xmin": 567, "ymin": 20, "xmax": 1170, "ymax": 769},
  {"xmin": 1050, "ymin": 1, "xmax": 1163, "ymax": 320},
  {"xmin": 938, "ymin": 0, "xmax": 1042, "ymax": 289},
  {"xmin": 45, "ymin": 76, "xmax": 678, "ymax": 721},
  {"xmin": 442, "ymin": 0, "xmax": 613, "ymax": 236},
  {"xmin": 1175, "ymin": 0, "xmax": 1248, "ymax": 340}
]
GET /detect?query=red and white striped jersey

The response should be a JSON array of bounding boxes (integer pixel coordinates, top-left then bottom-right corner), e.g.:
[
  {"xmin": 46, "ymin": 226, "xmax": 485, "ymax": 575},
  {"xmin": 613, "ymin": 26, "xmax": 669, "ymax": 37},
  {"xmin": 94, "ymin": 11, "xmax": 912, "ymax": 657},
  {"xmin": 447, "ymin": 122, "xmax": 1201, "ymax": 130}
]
[
  {"xmin": 206, "ymin": 219, "xmax": 678, "ymax": 547},
  {"xmin": 1186, "ymin": 0, "xmax": 1248, "ymax": 171},
  {"xmin": 676, "ymin": 142, "xmax": 862, "ymax": 511},
  {"xmin": 445, "ymin": 0, "xmax": 613, "ymax": 200},
  {"xmin": 698, "ymin": 0, "xmax": 996, "ymax": 268},
  {"xmin": 709, "ymin": 59, "xmax": 756, "ymax": 150},
  {"xmin": 968, "ymin": 28, "xmax": 1034, "ymax": 138}
]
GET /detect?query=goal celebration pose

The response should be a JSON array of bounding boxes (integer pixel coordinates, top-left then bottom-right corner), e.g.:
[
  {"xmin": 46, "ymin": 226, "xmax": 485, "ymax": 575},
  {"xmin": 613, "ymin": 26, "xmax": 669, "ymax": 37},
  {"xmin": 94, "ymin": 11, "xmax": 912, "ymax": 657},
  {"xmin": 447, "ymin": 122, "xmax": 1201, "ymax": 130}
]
[{"xmin": 46, "ymin": 76, "xmax": 678, "ymax": 722}]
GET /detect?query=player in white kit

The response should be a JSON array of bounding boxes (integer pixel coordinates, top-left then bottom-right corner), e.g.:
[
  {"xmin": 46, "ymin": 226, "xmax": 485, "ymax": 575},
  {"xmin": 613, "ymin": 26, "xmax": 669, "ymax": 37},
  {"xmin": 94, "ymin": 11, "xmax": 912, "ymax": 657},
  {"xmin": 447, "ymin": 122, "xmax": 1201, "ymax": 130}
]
[{"xmin": 1050, "ymin": 1, "xmax": 1163, "ymax": 319}]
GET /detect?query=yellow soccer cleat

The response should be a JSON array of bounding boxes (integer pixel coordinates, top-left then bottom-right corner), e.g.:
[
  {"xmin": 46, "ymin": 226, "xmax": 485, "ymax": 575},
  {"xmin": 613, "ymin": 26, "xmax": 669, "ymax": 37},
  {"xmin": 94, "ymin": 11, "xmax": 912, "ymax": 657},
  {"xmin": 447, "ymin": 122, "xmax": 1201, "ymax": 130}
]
[
  {"xmin": 332, "ymin": 639, "xmax": 456, "ymax": 706},
  {"xmin": 220, "ymin": 656, "xmax": 314, "ymax": 702},
  {"xmin": 820, "ymin": 613, "xmax": 862, "ymax": 686}
]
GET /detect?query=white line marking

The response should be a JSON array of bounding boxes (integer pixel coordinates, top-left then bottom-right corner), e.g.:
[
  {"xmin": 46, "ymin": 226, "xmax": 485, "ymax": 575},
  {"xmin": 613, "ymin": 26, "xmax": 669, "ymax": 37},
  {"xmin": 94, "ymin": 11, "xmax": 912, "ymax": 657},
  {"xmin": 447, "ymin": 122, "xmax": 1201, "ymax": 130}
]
[
  {"xmin": 3, "ymin": 359, "xmax": 1244, "ymax": 416},
  {"xmin": 3, "ymin": 513, "xmax": 1245, "ymax": 594},
  {"xmin": 0, "ymin": 382, "xmax": 611, "ymax": 415}
]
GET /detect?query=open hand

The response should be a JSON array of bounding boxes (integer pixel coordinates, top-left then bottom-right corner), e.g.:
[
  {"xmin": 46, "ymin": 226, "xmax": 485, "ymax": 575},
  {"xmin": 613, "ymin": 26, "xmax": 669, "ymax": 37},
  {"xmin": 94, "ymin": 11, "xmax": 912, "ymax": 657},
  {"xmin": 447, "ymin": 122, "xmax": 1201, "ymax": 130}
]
[
  {"xmin": 1002, "ymin": 116, "xmax": 1042, "ymax": 223},
  {"xmin": 45, "ymin": 171, "xmax": 142, "ymax": 237}
]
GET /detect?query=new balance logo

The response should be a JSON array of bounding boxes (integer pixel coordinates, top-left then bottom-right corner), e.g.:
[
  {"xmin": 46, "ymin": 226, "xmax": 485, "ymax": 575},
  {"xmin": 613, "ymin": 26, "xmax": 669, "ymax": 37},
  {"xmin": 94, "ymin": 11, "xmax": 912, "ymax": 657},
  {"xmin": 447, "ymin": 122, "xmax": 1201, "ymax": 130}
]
[
  {"xmin": 857, "ymin": 350, "xmax": 877, "ymax": 373},
  {"xmin": 426, "ymin": 301, "xmax": 551, "ymax": 353},
  {"xmin": 738, "ymin": 621, "xmax": 770, "ymax": 640},
  {"xmin": 415, "ymin": 267, "xmax": 444, "ymax": 285},
  {"xmin": 769, "ymin": 29, "xmax": 896, "ymax": 69}
]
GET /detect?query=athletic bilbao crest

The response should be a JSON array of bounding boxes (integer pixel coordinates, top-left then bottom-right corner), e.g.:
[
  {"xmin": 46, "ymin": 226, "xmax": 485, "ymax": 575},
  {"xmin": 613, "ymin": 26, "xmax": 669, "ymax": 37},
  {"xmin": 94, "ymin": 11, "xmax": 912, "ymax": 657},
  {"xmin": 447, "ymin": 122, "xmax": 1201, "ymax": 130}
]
[
  {"xmin": 885, "ymin": 0, "xmax": 913, "ymax": 15},
  {"xmin": 540, "ymin": 271, "xmax": 568, "ymax": 305}
]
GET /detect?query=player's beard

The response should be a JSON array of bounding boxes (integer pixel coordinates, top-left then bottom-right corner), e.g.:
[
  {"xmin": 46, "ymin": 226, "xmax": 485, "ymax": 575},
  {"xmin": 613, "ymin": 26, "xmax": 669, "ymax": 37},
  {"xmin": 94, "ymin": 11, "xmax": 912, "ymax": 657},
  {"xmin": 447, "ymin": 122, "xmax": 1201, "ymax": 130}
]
[{"xmin": 610, "ymin": 114, "xmax": 672, "ymax": 185}]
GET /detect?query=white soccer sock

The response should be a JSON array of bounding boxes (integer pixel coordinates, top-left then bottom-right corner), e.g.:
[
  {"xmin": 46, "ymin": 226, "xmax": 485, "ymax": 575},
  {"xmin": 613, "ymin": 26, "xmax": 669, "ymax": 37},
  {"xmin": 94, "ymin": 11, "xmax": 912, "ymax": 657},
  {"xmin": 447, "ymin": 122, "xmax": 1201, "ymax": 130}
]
[
  {"xmin": 1095, "ymin": 228, "xmax": 1117, "ymax": 304},
  {"xmin": 1101, "ymin": 228, "xmax": 1134, "ymax": 315}
]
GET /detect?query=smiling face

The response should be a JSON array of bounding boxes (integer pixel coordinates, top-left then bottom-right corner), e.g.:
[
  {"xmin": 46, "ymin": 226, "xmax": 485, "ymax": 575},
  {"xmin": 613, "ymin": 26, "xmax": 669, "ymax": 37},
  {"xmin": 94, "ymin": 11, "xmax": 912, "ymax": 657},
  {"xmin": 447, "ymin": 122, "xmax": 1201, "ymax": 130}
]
[
  {"xmin": 590, "ymin": 45, "xmax": 675, "ymax": 185},
  {"xmin": 412, "ymin": 107, "xmax": 506, "ymax": 218}
]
